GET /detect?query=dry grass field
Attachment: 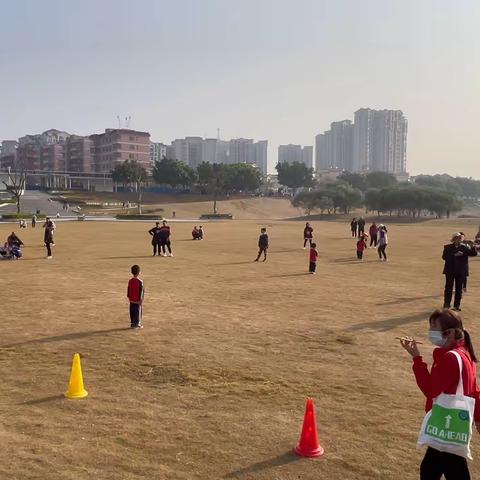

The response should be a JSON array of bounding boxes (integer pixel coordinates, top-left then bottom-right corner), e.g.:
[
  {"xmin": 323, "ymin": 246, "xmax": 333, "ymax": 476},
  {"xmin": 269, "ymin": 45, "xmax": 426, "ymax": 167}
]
[{"xmin": 0, "ymin": 216, "xmax": 479, "ymax": 480}]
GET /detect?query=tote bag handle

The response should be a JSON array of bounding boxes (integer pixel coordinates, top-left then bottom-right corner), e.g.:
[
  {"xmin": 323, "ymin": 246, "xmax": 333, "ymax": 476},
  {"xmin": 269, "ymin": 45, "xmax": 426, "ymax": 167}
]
[{"xmin": 450, "ymin": 350, "xmax": 465, "ymax": 396}]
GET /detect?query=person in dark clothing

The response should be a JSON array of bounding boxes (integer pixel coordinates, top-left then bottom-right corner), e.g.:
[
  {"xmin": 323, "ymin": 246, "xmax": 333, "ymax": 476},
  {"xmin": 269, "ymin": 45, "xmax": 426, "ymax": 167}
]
[
  {"xmin": 442, "ymin": 233, "xmax": 477, "ymax": 311},
  {"xmin": 7, "ymin": 232, "xmax": 24, "ymax": 249},
  {"xmin": 148, "ymin": 222, "xmax": 162, "ymax": 256},
  {"xmin": 350, "ymin": 218, "xmax": 357, "ymax": 237},
  {"xmin": 158, "ymin": 220, "xmax": 173, "ymax": 257},
  {"xmin": 357, "ymin": 217, "xmax": 366, "ymax": 238},
  {"xmin": 255, "ymin": 228, "xmax": 269, "ymax": 262},
  {"xmin": 44, "ymin": 220, "xmax": 55, "ymax": 259},
  {"xmin": 303, "ymin": 222, "xmax": 314, "ymax": 249},
  {"xmin": 369, "ymin": 222, "xmax": 378, "ymax": 248}
]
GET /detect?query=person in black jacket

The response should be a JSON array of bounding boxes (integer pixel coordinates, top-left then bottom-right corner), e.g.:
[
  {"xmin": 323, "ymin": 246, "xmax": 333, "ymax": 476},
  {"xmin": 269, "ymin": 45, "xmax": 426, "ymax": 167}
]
[
  {"xmin": 442, "ymin": 232, "xmax": 477, "ymax": 311},
  {"xmin": 350, "ymin": 218, "xmax": 357, "ymax": 237},
  {"xmin": 303, "ymin": 222, "xmax": 314, "ymax": 249},
  {"xmin": 357, "ymin": 217, "xmax": 366, "ymax": 238},
  {"xmin": 254, "ymin": 228, "xmax": 269, "ymax": 262},
  {"xmin": 148, "ymin": 222, "xmax": 162, "ymax": 256}
]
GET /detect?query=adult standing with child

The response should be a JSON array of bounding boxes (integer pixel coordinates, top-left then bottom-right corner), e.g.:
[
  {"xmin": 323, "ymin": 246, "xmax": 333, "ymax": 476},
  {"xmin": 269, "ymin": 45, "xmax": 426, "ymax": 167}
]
[
  {"xmin": 159, "ymin": 220, "xmax": 173, "ymax": 257},
  {"xmin": 148, "ymin": 222, "xmax": 162, "ymax": 256}
]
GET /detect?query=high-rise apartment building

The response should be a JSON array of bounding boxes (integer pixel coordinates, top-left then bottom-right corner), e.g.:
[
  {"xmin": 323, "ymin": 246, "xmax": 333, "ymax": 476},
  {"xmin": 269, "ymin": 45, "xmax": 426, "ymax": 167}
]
[
  {"xmin": 90, "ymin": 129, "xmax": 151, "ymax": 173},
  {"xmin": 316, "ymin": 109, "xmax": 407, "ymax": 173},
  {"xmin": 150, "ymin": 142, "xmax": 167, "ymax": 165},
  {"xmin": 66, "ymin": 136, "xmax": 94, "ymax": 173},
  {"xmin": 0, "ymin": 140, "xmax": 18, "ymax": 158},
  {"xmin": 278, "ymin": 144, "xmax": 313, "ymax": 168},
  {"xmin": 253, "ymin": 140, "xmax": 268, "ymax": 174},
  {"xmin": 40, "ymin": 143, "xmax": 65, "ymax": 171}
]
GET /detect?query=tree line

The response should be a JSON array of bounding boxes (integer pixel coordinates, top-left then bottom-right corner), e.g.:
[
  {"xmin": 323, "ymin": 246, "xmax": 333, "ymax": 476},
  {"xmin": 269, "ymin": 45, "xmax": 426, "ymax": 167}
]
[
  {"xmin": 283, "ymin": 164, "xmax": 468, "ymax": 218},
  {"xmin": 110, "ymin": 158, "xmax": 476, "ymax": 217}
]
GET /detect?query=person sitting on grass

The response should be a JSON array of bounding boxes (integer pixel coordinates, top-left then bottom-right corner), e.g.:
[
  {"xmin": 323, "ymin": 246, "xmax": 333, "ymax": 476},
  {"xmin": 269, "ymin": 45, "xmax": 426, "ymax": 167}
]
[
  {"xmin": 7, "ymin": 232, "xmax": 24, "ymax": 249},
  {"xmin": 254, "ymin": 228, "xmax": 269, "ymax": 262},
  {"xmin": 198, "ymin": 225, "xmax": 204, "ymax": 240},
  {"xmin": 192, "ymin": 226, "xmax": 200, "ymax": 240}
]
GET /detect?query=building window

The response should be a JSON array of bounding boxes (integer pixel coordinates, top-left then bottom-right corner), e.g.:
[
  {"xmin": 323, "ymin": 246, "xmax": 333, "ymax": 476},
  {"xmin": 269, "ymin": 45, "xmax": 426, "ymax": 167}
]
[{"xmin": 129, "ymin": 154, "xmax": 134, "ymax": 159}]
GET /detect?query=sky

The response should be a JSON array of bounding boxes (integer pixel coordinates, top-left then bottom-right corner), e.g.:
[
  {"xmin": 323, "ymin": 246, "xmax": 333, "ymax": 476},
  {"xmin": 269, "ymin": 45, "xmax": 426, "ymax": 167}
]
[{"xmin": 0, "ymin": 0, "xmax": 479, "ymax": 176}]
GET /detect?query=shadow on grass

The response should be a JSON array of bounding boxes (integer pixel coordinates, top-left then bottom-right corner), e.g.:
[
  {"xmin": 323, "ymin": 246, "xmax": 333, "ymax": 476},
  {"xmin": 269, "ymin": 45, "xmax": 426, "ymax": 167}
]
[
  {"xmin": 224, "ymin": 451, "xmax": 300, "ymax": 478},
  {"xmin": 376, "ymin": 295, "xmax": 440, "ymax": 306},
  {"xmin": 19, "ymin": 394, "xmax": 64, "ymax": 406},
  {"xmin": 348, "ymin": 310, "xmax": 432, "ymax": 332},
  {"xmin": 269, "ymin": 273, "xmax": 311, "ymax": 278},
  {"xmin": 103, "ymin": 255, "xmax": 155, "ymax": 260},
  {"xmin": 1, "ymin": 327, "xmax": 131, "ymax": 349},
  {"xmin": 213, "ymin": 261, "xmax": 255, "ymax": 266}
]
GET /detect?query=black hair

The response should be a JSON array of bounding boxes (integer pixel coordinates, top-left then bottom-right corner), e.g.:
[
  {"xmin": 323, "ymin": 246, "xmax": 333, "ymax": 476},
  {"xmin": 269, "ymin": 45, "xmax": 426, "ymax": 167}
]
[
  {"xmin": 311, "ymin": 242, "xmax": 317, "ymax": 248},
  {"xmin": 131, "ymin": 264, "xmax": 141, "ymax": 276},
  {"xmin": 429, "ymin": 309, "xmax": 477, "ymax": 362},
  {"xmin": 261, "ymin": 228, "xmax": 266, "ymax": 232}
]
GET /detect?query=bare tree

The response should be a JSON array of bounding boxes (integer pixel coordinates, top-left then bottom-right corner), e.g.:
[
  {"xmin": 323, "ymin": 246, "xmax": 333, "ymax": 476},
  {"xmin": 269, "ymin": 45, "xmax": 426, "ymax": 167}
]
[{"xmin": 3, "ymin": 163, "xmax": 27, "ymax": 214}]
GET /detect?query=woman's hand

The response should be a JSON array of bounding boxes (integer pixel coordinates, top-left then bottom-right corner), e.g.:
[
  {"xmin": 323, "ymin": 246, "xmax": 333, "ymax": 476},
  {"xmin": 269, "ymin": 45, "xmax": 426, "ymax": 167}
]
[{"xmin": 400, "ymin": 337, "xmax": 421, "ymax": 358}]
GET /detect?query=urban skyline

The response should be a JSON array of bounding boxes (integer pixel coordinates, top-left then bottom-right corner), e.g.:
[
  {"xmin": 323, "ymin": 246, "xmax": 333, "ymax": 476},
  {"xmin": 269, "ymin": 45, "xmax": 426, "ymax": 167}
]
[{"xmin": 2, "ymin": 110, "xmax": 408, "ymax": 177}]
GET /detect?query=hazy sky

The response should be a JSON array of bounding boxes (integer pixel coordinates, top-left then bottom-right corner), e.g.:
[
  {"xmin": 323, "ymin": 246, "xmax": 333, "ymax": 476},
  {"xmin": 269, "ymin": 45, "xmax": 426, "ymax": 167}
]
[{"xmin": 1, "ymin": 0, "xmax": 479, "ymax": 176}]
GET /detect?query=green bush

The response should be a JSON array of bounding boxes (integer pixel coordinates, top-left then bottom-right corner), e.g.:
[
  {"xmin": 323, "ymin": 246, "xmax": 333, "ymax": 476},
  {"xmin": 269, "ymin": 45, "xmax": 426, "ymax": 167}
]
[
  {"xmin": 199, "ymin": 213, "xmax": 233, "ymax": 219},
  {"xmin": 1, "ymin": 213, "xmax": 47, "ymax": 220},
  {"xmin": 115, "ymin": 214, "xmax": 164, "ymax": 220}
]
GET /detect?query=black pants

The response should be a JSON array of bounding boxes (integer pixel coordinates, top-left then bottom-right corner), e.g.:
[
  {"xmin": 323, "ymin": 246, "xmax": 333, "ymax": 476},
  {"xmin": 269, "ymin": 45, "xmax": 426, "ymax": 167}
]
[
  {"xmin": 256, "ymin": 247, "xmax": 267, "ymax": 261},
  {"xmin": 309, "ymin": 261, "xmax": 316, "ymax": 273},
  {"xmin": 444, "ymin": 274, "xmax": 464, "ymax": 309},
  {"xmin": 378, "ymin": 244, "xmax": 387, "ymax": 260},
  {"xmin": 304, "ymin": 238, "xmax": 312, "ymax": 248},
  {"xmin": 351, "ymin": 229, "xmax": 357, "ymax": 237},
  {"xmin": 129, "ymin": 303, "xmax": 142, "ymax": 327},
  {"xmin": 357, "ymin": 250, "xmax": 363, "ymax": 259},
  {"xmin": 152, "ymin": 242, "xmax": 159, "ymax": 255},
  {"xmin": 463, "ymin": 277, "xmax": 468, "ymax": 290},
  {"xmin": 358, "ymin": 227, "xmax": 365, "ymax": 237},
  {"xmin": 420, "ymin": 447, "xmax": 470, "ymax": 480},
  {"xmin": 45, "ymin": 242, "xmax": 52, "ymax": 257},
  {"xmin": 370, "ymin": 235, "xmax": 377, "ymax": 247},
  {"xmin": 161, "ymin": 240, "xmax": 172, "ymax": 254}
]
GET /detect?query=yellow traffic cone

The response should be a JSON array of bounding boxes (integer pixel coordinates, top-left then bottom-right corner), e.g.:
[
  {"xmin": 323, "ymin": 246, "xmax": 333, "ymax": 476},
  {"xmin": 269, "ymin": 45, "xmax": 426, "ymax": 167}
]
[{"xmin": 64, "ymin": 353, "xmax": 88, "ymax": 399}]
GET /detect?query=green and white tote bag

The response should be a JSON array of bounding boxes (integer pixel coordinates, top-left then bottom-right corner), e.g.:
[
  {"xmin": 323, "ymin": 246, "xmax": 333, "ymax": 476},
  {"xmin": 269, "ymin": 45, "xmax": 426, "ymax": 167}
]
[{"xmin": 417, "ymin": 350, "xmax": 475, "ymax": 460}]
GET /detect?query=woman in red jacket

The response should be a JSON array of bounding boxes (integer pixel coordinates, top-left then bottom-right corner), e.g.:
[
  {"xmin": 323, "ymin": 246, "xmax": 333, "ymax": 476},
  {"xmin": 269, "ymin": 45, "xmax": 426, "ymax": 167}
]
[{"xmin": 401, "ymin": 309, "xmax": 480, "ymax": 480}]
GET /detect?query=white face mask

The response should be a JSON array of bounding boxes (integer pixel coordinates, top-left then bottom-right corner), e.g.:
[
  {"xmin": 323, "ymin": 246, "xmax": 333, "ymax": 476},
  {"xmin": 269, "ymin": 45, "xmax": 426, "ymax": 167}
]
[{"xmin": 428, "ymin": 330, "xmax": 446, "ymax": 347}]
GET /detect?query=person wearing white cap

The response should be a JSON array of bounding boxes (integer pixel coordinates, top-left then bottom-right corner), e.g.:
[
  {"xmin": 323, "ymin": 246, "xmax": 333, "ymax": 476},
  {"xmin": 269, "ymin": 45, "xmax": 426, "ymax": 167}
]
[{"xmin": 442, "ymin": 232, "xmax": 477, "ymax": 311}]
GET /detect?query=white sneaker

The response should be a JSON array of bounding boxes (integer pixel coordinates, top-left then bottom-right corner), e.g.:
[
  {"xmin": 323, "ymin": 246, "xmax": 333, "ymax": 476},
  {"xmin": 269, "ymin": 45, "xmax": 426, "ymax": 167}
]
[
  {"xmin": 47, "ymin": 256, "xmax": 53, "ymax": 259},
  {"xmin": 169, "ymin": 253, "xmax": 174, "ymax": 257}
]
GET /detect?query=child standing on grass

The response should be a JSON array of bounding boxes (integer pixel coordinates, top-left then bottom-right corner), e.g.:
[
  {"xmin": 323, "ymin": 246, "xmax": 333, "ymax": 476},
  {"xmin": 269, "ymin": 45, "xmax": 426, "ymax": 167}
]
[
  {"xmin": 356, "ymin": 235, "xmax": 367, "ymax": 260},
  {"xmin": 127, "ymin": 265, "xmax": 144, "ymax": 329},
  {"xmin": 254, "ymin": 228, "xmax": 269, "ymax": 262},
  {"xmin": 309, "ymin": 242, "xmax": 318, "ymax": 274}
]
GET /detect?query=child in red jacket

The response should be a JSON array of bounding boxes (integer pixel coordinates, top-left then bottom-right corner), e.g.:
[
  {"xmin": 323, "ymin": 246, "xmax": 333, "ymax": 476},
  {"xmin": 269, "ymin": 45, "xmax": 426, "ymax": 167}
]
[
  {"xmin": 400, "ymin": 309, "xmax": 480, "ymax": 479},
  {"xmin": 356, "ymin": 234, "xmax": 368, "ymax": 260},
  {"xmin": 309, "ymin": 242, "xmax": 318, "ymax": 274}
]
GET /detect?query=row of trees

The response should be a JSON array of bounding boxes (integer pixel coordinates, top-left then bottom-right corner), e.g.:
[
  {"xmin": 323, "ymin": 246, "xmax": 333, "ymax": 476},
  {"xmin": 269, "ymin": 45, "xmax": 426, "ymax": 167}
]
[
  {"xmin": 111, "ymin": 158, "xmax": 263, "ymax": 214},
  {"xmin": 293, "ymin": 182, "xmax": 463, "ymax": 217}
]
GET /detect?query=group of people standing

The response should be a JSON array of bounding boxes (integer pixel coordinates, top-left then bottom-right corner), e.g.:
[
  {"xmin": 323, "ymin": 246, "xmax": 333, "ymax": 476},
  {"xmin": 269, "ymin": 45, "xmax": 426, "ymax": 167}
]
[
  {"xmin": 352, "ymin": 219, "xmax": 389, "ymax": 261},
  {"xmin": 148, "ymin": 221, "xmax": 173, "ymax": 257}
]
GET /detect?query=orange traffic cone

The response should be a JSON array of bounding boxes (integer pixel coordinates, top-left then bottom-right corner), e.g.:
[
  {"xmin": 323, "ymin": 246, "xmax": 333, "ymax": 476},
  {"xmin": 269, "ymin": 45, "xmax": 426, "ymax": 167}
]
[
  {"xmin": 64, "ymin": 353, "xmax": 88, "ymax": 399},
  {"xmin": 294, "ymin": 398, "xmax": 324, "ymax": 457}
]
